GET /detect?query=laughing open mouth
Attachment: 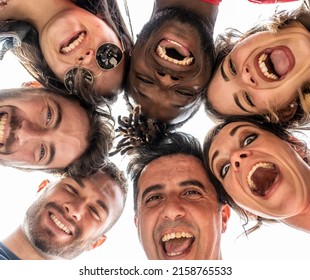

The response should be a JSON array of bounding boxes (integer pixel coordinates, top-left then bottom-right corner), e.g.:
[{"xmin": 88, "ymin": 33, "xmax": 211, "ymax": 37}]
[
  {"xmin": 61, "ymin": 32, "xmax": 86, "ymax": 54},
  {"xmin": 247, "ymin": 162, "xmax": 279, "ymax": 196},
  {"xmin": 0, "ymin": 113, "xmax": 8, "ymax": 147},
  {"xmin": 161, "ymin": 232, "xmax": 194, "ymax": 257},
  {"xmin": 257, "ymin": 47, "xmax": 293, "ymax": 81},
  {"xmin": 156, "ymin": 39, "xmax": 194, "ymax": 66}
]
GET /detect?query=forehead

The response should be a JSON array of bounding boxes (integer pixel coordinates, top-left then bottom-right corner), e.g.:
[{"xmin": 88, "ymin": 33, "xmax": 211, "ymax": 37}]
[{"xmin": 138, "ymin": 154, "xmax": 209, "ymax": 187}]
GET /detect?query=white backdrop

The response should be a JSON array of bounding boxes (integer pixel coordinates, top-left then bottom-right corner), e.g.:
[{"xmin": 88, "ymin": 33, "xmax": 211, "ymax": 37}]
[{"xmin": 0, "ymin": 0, "xmax": 309, "ymax": 261}]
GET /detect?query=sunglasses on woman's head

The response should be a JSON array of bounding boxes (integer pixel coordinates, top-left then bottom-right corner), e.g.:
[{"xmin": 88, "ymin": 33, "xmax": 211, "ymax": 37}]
[{"xmin": 64, "ymin": 41, "xmax": 124, "ymax": 93}]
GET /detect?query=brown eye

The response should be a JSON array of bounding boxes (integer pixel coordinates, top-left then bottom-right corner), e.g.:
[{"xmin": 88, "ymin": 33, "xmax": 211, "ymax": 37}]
[{"xmin": 137, "ymin": 76, "xmax": 154, "ymax": 84}]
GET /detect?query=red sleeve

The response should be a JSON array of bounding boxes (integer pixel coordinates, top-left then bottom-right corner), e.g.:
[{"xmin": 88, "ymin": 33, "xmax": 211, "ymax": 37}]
[
  {"xmin": 200, "ymin": 0, "xmax": 221, "ymax": 5},
  {"xmin": 248, "ymin": 0, "xmax": 298, "ymax": 3}
]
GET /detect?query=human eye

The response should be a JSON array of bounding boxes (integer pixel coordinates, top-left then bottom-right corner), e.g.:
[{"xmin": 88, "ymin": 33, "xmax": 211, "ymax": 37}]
[
  {"xmin": 244, "ymin": 92, "xmax": 255, "ymax": 107},
  {"xmin": 65, "ymin": 184, "xmax": 79, "ymax": 195},
  {"xmin": 137, "ymin": 75, "xmax": 154, "ymax": 84},
  {"xmin": 89, "ymin": 206, "xmax": 101, "ymax": 221},
  {"xmin": 183, "ymin": 189, "xmax": 202, "ymax": 198},
  {"xmin": 38, "ymin": 144, "xmax": 46, "ymax": 161},
  {"xmin": 242, "ymin": 133, "xmax": 258, "ymax": 147},
  {"xmin": 46, "ymin": 106, "xmax": 52, "ymax": 125},
  {"xmin": 229, "ymin": 58, "xmax": 237, "ymax": 75},
  {"xmin": 144, "ymin": 194, "xmax": 162, "ymax": 204},
  {"xmin": 220, "ymin": 162, "xmax": 231, "ymax": 179},
  {"xmin": 175, "ymin": 90, "xmax": 195, "ymax": 97}
]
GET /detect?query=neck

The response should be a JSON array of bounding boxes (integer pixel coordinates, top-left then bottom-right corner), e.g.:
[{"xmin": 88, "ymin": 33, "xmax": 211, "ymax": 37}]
[
  {"xmin": 2, "ymin": 226, "xmax": 47, "ymax": 260},
  {"xmin": 0, "ymin": 0, "xmax": 74, "ymax": 32},
  {"xmin": 282, "ymin": 167, "xmax": 310, "ymax": 234},
  {"xmin": 282, "ymin": 204, "xmax": 310, "ymax": 234}
]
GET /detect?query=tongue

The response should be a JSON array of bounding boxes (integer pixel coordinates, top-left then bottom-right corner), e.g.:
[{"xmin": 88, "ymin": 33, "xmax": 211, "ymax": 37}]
[
  {"xmin": 250, "ymin": 165, "xmax": 278, "ymax": 196},
  {"xmin": 164, "ymin": 238, "xmax": 193, "ymax": 255},
  {"xmin": 270, "ymin": 49, "xmax": 290, "ymax": 76}
]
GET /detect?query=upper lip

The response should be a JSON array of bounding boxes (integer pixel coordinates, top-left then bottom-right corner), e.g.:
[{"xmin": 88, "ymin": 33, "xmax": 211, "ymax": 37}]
[{"xmin": 60, "ymin": 31, "xmax": 87, "ymax": 55}]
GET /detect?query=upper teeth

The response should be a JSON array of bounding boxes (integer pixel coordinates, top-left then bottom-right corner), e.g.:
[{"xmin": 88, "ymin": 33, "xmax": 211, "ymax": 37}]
[
  {"xmin": 258, "ymin": 53, "xmax": 279, "ymax": 80},
  {"xmin": 50, "ymin": 214, "xmax": 71, "ymax": 235},
  {"xmin": 247, "ymin": 162, "xmax": 274, "ymax": 190},
  {"xmin": 162, "ymin": 232, "xmax": 193, "ymax": 242},
  {"xmin": 61, "ymin": 32, "xmax": 86, "ymax": 54},
  {"xmin": 156, "ymin": 45, "xmax": 194, "ymax": 66},
  {"xmin": 0, "ymin": 114, "xmax": 8, "ymax": 144}
]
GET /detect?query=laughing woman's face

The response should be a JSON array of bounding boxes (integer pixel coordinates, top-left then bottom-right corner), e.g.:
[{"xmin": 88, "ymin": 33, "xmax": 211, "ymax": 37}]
[
  {"xmin": 207, "ymin": 24, "xmax": 310, "ymax": 121},
  {"xmin": 207, "ymin": 121, "xmax": 310, "ymax": 219}
]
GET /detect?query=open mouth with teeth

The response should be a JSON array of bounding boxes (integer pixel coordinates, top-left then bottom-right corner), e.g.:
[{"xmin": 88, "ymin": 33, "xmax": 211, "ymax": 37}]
[
  {"xmin": 256, "ymin": 46, "xmax": 294, "ymax": 82},
  {"xmin": 50, "ymin": 213, "xmax": 72, "ymax": 235},
  {"xmin": 61, "ymin": 31, "xmax": 86, "ymax": 54},
  {"xmin": 0, "ymin": 113, "xmax": 8, "ymax": 148},
  {"xmin": 156, "ymin": 39, "xmax": 194, "ymax": 66},
  {"xmin": 247, "ymin": 162, "xmax": 279, "ymax": 196},
  {"xmin": 161, "ymin": 232, "xmax": 194, "ymax": 257}
]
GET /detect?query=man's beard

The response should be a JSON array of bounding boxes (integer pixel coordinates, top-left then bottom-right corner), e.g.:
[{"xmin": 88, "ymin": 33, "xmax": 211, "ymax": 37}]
[{"xmin": 22, "ymin": 199, "xmax": 94, "ymax": 259}]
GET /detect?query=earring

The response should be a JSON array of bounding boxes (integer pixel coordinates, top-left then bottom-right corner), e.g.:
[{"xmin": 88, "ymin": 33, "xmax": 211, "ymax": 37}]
[{"xmin": 290, "ymin": 103, "xmax": 295, "ymax": 108}]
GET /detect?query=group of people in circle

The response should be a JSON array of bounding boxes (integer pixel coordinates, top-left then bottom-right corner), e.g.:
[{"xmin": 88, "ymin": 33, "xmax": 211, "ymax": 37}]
[{"xmin": 0, "ymin": 0, "xmax": 309, "ymax": 260}]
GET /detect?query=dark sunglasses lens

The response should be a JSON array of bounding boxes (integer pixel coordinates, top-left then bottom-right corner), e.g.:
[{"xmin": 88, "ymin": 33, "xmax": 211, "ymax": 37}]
[
  {"xmin": 96, "ymin": 43, "xmax": 123, "ymax": 70},
  {"xmin": 64, "ymin": 68, "xmax": 93, "ymax": 92}
]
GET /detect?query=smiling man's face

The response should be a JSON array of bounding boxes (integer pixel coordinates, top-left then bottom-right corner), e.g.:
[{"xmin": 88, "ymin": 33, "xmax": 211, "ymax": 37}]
[{"xmin": 135, "ymin": 154, "xmax": 230, "ymax": 260}]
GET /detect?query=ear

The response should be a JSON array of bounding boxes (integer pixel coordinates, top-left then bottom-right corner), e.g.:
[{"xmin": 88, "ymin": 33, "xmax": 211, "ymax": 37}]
[
  {"xmin": 21, "ymin": 81, "xmax": 43, "ymax": 88},
  {"xmin": 277, "ymin": 100, "xmax": 298, "ymax": 122},
  {"xmin": 89, "ymin": 235, "xmax": 107, "ymax": 251},
  {"xmin": 134, "ymin": 215, "xmax": 138, "ymax": 228},
  {"xmin": 289, "ymin": 135, "xmax": 308, "ymax": 161},
  {"xmin": 37, "ymin": 179, "xmax": 50, "ymax": 193},
  {"xmin": 220, "ymin": 204, "xmax": 231, "ymax": 233}
]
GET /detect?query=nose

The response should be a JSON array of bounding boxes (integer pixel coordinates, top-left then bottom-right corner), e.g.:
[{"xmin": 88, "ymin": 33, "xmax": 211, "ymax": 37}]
[
  {"xmin": 78, "ymin": 49, "xmax": 95, "ymax": 67},
  {"xmin": 162, "ymin": 197, "xmax": 186, "ymax": 221},
  {"xmin": 155, "ymin": 70, "xmax": 180, "ymax": 89},
  {"xmin": 64, "ymin": 199, "xmax": 85, "ymax": 222},
  {"xmin": 231, "ymin": 150, "xmax": 252, "ymax": 171},
  {"xmin": 16, "ymin": 121, "xmax": 44, "ymax": 145},
  {"xmin": 241, "ymin": 66, "xmax": 257, "ymax": 87}
]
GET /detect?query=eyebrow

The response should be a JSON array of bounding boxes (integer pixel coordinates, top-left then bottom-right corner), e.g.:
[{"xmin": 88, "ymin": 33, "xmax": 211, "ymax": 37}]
[
  {"xmin": 54, "ymin": 102, "xmax": 62, "ymax": 129},
  {"xmin": 179, "ymin": 180, "xmax": 205, "ymax": 191},
  {"xmin": 233, "ymin": 94, "xmax": 251, "ymax": 113},
  {"xmin": 220, "ymin": 60, "xmax": 229, "ymax": 82},
  {"xmin": 72, "ymin": 177, "xmax": 109, "ymax": 214}
]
